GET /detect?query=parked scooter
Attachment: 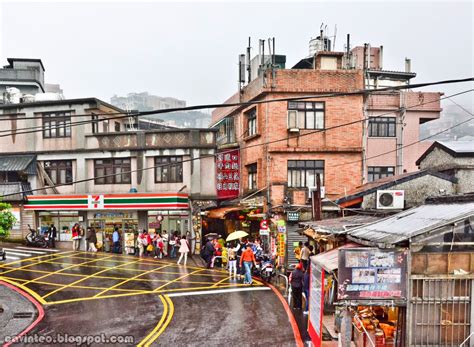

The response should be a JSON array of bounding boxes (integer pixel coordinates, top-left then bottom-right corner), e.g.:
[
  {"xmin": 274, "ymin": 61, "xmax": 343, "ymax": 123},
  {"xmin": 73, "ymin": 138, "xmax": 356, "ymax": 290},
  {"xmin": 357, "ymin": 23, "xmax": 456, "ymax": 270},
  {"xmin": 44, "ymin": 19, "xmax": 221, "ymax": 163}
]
[{"xmin": 24, "ymin": 225, "xmax": 48, "ymax": 248}]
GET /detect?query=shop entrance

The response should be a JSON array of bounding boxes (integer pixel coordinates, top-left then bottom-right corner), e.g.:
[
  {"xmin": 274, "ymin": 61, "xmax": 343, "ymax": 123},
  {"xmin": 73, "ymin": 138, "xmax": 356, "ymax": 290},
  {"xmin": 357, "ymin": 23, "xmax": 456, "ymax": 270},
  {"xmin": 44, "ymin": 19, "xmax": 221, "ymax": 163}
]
[{"xmin": 88, "ymin": 211, "xmax": 138, "ymax": 252}]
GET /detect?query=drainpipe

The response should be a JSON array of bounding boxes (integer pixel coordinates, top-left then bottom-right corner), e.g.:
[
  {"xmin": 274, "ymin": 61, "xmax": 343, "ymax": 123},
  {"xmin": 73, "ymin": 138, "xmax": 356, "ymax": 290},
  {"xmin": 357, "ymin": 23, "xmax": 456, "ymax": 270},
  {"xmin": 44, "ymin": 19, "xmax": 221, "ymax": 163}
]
[{"xmin": 397, "ymin": 93, "xmax": 406, "ymax": 175}]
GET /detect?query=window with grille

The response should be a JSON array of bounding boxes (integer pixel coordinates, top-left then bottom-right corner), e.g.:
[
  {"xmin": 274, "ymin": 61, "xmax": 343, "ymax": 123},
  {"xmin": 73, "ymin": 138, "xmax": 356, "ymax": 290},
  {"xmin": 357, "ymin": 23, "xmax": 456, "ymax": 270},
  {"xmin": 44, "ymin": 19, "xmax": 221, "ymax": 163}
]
[
  {"xmin": 368, "ymin": 166, "xmax": 395, "ymax": 182},
  {"xmin": 94, "ymin": 158, "xmax": 131, "ymax": 184},
  {"xmin": 44, "ymin": 160, "xmax": 73, "ymax": 185},
  {"xmin": 155, "ymin": 156, "xmax": 183, "ymax": 183},
  {"xmin": 287, "ymin": 101, "xmax": 325, "ymax": 129},
  {"xmin": 247, "ymin": 163, "xmax": 257, "ymax": 190},
  {"xmin": 368, "ymin": 117, "xmax": 396, "ymax": 137},
  {"xmin": 287, "ymin": 160, "xmax": 324, "ymax": 188},
  {"xmin": 42, "ymin": 112, "xmax": 72, "ymax": 138},
  {"xmin": 246, "ymin": 108, "xmax": 257, "ymax": 137}
]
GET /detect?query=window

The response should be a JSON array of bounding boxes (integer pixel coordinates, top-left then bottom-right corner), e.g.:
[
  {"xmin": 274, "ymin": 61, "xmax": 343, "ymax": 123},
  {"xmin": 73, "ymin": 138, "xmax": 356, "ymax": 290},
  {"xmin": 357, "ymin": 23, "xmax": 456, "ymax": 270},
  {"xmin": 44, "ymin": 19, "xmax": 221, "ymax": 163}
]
[
  {"xmin": 246, "ymin": 108, "xmax": 257, "ymax": 137},
  {"xmin": 287, "ymin": 160, "xmax": 324, "ymax": 188},
  {"xmin": 368, "ymin": 117, "xmax": 396, "ymax": 137},
  {"xmin": 114, "ymin": 121, "xmax": 121, "ymax": 132},
  {"xmin": 216, "ymin": 117, "xmax": 236, "ymax": 145},
  {"xmin": 42, "ymin": 112, "xmax": 72, "ymax": 138},
  {"xmin": 155, "ymin": 157, "xmax": 183, "ymax": 183},
  {"xmin": 287, "ymin": 102, "xmax": 325, "ymax": 130},
  {"xmin": 247, "ymin": 163, "xmax": 257, "ymax": 190},
  {"xmin": 44, "ymin": 160, "xmax": 73, "ymax": 185},
  {"xmin": 91, "ymin": 114, "xmax": 99, "ymax": 134},
  {"xmin": 94, "ymin": 158, "xmax": 131, "ymax": 184},
  {"xmin": 103, "ymin": 120, "xmax": 109, "ymax": 133},
  {"xmin": 368, "ymin": 166, "xmax": 395, "ymax": 182}
]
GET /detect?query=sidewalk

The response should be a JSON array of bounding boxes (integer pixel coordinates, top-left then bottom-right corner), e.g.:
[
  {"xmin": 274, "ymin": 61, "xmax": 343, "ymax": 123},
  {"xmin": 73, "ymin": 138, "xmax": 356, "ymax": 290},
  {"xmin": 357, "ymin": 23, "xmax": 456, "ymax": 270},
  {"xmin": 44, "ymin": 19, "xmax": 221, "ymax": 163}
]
[{"xmin": 0, "ymin": 281, "xmax": 40, "ymax": 345}]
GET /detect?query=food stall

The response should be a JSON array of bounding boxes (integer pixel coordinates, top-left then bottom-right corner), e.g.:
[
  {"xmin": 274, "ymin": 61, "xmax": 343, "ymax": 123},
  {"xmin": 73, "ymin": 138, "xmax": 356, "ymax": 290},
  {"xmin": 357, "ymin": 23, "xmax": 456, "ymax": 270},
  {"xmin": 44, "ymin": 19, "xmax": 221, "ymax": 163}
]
[{"xmin": 337, "ymin": 247, "xmax": 408, "ymax": 346}]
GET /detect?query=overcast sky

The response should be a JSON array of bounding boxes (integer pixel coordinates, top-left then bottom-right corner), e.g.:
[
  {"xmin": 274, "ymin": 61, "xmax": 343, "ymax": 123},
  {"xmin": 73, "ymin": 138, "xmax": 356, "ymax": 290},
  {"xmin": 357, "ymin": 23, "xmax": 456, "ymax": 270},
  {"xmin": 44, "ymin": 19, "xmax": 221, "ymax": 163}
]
[{"xmin": 1, "ymin": 1, "xmax": 473, "ymax": 110}]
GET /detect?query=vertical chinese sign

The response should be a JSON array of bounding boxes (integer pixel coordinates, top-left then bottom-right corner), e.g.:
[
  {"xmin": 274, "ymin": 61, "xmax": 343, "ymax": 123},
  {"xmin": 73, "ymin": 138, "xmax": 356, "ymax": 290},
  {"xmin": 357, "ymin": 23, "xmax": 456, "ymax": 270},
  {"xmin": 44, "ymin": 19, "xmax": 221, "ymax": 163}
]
[{"xmin": 216, "ymin": 149, "xmax": 240, "ymax": 200}]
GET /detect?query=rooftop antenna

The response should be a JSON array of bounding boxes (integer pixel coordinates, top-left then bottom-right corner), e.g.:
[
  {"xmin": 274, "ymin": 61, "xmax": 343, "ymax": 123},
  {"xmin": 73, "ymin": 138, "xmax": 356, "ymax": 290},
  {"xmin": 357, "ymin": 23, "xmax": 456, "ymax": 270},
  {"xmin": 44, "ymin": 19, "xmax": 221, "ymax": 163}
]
[{"xmin": 333, "ymin": 24, "xmax": 337, "ymax": 51}]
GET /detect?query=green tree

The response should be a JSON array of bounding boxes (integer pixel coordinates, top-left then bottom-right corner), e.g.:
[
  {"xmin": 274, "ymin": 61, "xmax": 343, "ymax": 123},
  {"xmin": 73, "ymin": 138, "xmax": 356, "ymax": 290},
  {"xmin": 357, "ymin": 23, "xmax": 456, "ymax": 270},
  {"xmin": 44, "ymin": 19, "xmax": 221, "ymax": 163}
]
[{"xmin": 0, "ymin": 202, "xmax": 17, "ymax": 239}]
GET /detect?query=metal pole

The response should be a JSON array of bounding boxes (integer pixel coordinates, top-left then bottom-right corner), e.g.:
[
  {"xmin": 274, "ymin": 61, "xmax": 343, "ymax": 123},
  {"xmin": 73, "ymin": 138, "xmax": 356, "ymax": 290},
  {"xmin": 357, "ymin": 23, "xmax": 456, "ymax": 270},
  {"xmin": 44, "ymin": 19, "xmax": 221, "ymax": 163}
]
[{"xmin": 314, "ymin": 173, "xmax": 322, "ymax": 221}]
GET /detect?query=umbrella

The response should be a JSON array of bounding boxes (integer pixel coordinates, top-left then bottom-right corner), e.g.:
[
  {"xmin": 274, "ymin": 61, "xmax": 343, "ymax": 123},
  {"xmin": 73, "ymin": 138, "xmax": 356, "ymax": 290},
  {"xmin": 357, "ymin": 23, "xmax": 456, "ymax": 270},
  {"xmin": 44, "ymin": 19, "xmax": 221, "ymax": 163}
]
[
  {"xmin": 205, "ymin": 233, "xmax": 219, "ymax": 240},
  {"xmin": 226, "ymin": 230, "xmax": 249, "ymax": 242}
]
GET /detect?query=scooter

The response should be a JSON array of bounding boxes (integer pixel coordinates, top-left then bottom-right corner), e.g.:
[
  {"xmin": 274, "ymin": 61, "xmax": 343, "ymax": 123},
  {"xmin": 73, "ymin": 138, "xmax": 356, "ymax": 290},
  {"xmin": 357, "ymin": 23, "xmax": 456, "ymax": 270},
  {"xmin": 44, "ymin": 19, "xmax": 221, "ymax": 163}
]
[
  {"xmin": 24, "ymin": 225, "xmax": 48, "ymax": 248},
  {"xmin": 259, "ymin": 254, "xmax": 276, "ymax": 283}
]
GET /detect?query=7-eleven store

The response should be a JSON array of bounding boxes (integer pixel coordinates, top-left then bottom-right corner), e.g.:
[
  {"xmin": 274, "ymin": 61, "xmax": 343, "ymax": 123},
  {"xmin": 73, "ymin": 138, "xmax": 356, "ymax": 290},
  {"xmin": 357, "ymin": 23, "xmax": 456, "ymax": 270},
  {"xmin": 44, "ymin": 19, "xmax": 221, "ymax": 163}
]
[{"xmin": 25, "ymin": 193, "xmax": 190, "ymax": 252}]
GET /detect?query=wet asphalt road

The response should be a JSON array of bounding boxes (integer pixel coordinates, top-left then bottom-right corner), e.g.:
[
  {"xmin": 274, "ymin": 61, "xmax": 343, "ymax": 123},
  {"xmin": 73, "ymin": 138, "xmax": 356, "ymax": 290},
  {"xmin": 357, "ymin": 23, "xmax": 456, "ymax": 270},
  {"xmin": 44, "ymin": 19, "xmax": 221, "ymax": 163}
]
[{"xmin": 0, "ymin": 244, "xmax": 296, "ymax": 346}]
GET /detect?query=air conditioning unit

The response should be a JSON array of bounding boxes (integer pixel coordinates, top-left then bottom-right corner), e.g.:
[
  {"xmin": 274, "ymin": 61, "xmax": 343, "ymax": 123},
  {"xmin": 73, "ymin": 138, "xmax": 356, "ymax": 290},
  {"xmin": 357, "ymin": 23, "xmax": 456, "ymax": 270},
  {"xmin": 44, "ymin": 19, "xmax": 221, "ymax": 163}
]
[
  {"xmin": 376, "ymin": 190, "xmax": 404, "ymax": 210},
  {"xmin": 308, "ymin": 186, "xmax": 325, "ymax": 199}
]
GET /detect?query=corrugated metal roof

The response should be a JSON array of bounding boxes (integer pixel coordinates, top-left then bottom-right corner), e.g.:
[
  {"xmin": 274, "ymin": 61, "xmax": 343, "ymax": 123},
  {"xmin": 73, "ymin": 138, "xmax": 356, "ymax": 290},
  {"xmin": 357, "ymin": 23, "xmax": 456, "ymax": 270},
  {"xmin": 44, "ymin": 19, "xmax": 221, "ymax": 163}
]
[
  {"xmin": 346, "ymin": 201, "xmax": 474, "ymax": 248},
  {"xmin": 0, "ymin": 155, "xmax": 36, "ymax": 173},
  {"xmin": 300, "ymin": 215, "xmax": 384, "ymax": 234},
  {"xmin": 312, "ymin": 243, "xmax": 359, "ymax": 272}
]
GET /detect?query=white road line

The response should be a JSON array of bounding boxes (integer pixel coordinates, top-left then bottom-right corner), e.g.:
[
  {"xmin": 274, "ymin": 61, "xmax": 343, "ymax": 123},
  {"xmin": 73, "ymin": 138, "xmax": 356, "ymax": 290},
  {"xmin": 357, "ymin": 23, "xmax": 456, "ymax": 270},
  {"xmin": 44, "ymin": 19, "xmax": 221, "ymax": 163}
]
[
  {"xmin": 15, "ymin": 246, "xmax": 60, "ymax": 253},
  {"xmin": 1, "ymin": 248, "xmax": 46, "ymax": 256},
  {"xmin": 167, "ymin": 286, "xmax": 271, "ymax": 298},
  {"xmin": 5, "ymin": 255, "xmax": 21, "ymax": 260},
  {"xmin": 1, "ymin": 251, "xmax": 36, "ymax": 257}
]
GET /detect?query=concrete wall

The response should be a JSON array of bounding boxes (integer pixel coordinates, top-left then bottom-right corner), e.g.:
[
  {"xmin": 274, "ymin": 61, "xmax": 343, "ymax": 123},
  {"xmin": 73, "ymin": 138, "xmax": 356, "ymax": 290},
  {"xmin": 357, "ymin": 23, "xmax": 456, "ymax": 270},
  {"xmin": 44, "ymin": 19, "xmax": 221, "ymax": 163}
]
[
  {"xmin": 418, "ymin": 147, "xmax": 474, "ymax": 193},
  {"xmin": 362, "ymin": 174, "xmax": 455, "ymax": 209}
]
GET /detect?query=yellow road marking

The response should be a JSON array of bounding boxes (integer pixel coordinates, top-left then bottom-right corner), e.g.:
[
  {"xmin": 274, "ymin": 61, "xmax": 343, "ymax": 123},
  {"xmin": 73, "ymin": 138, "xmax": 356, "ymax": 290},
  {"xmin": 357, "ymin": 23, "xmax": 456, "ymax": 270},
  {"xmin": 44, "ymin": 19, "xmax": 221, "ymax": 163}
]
[
  {"xmin": 142, "ymin": 295, "xmax": 174, "ymax": 346},
  {"xmin": 42, "ymin": 259, "xmax": 142, "ymax": 299},
  {"xmin": 0, "ymin": 252, "xmax": 77, "ymax": 276},
  {"xmin": 0, "ymin": 250, "xmax": 76, "ymax": 268},
  {"xmin": 212, "ymin": 275, "xmax": 231, "ymax": 287},
  {"xmin": 137, "ymin": 295, "xmax": 168, "ymax": 347},
  {"xmin": 153, "ymin": 269, "xmax": 205, "ymax": 292},
  {"xmin": 23, "ymin": 255, "xmax": 115, "ymax": 286},
  {"xmin": 0, "ymin": 276, "xmax": 47, "ymax": 305},
  {"xmin": 94, "ymin": 263, "xmax": 174, "ymax": 298}
]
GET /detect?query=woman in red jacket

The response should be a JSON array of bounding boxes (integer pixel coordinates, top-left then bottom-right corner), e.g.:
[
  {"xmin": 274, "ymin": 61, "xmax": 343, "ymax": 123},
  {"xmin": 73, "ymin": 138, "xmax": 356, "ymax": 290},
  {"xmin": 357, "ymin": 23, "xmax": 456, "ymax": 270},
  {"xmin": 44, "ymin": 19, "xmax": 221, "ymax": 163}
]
[{"xmin": 239, "ymin": 246, "xmax": 257, "ymax": 285}]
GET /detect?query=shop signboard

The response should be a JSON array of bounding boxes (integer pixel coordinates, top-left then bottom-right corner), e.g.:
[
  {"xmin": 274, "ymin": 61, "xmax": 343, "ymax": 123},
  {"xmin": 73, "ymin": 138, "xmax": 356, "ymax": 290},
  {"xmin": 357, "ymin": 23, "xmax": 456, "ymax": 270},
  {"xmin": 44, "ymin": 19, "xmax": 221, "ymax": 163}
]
[
  {"xmin": 124, "ymin": 233, "xmax": 135, "ymax": 254},
  {"xmin": 11, "ymin": 207, "xmax": 21, "ymax": 230},
  {"xmin": 338, "ymin": 248, "xmax": 408, "ymax": 301},
  {"xmin": 216, "ymin": 149, "xmax": 240, "ymax": 200},
  {"xmin": 277, "ymin": 233, "xmax": 285, "ymax": 257},
  {"xmin": 25, "ymin": 193, "xmax": 189, "ymax": 210},
  {"xmin": 259, "ymin": 219, "xmax": 269, "ymax": 235},
  {"xmin": 308, "ymin": 259, "xmax": 325, "ymax": 347},
  {"xmin": 287, "ymin": 211, "xmax": 300, "ymax": 222}
]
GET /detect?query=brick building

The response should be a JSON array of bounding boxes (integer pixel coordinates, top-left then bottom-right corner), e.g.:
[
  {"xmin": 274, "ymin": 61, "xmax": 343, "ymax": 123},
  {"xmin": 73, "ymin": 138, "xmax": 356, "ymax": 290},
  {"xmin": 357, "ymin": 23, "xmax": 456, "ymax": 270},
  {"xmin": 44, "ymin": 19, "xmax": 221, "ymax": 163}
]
[{"xmin": 212, "ymin": 46, "xmax": 365, "ymax": 216}]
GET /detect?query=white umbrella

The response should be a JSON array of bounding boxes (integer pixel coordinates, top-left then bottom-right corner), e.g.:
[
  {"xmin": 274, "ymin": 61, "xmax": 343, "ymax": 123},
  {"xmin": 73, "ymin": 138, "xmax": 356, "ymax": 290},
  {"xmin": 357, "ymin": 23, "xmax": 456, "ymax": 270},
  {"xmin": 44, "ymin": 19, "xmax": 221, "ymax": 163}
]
[{"xmin": 226, "ymin": 230, "xmax": 249, "ymax": 242}]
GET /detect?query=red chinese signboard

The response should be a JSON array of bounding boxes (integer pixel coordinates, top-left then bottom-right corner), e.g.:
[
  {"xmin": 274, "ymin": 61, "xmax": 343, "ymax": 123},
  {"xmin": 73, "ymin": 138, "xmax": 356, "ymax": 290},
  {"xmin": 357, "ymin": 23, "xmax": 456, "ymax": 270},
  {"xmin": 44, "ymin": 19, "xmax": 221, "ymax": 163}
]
[{"xmin": 216, "ymin": 149, "xmax": 240, "ymax": 200}]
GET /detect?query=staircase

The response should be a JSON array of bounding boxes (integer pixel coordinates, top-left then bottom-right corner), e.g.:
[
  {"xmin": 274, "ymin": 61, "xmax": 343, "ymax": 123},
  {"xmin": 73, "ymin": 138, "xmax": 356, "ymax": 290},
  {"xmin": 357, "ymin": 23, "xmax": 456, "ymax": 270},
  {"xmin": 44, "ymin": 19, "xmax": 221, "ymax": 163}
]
[{"xmin": 286, "ymin": 224, "xmax": 308, "ymax": 267}]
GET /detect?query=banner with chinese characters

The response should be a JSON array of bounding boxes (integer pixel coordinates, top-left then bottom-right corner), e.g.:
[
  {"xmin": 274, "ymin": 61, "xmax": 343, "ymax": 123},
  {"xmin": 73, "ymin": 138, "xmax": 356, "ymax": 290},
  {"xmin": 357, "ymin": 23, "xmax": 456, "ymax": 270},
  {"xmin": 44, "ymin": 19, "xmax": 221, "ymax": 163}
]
[
  {"xmin": 216, "ymin": 149, "xmax": 240, "ymax": 200},
  {"xmin": 338, "ymin": 248, "xmax": 408, "ymax": 301}
]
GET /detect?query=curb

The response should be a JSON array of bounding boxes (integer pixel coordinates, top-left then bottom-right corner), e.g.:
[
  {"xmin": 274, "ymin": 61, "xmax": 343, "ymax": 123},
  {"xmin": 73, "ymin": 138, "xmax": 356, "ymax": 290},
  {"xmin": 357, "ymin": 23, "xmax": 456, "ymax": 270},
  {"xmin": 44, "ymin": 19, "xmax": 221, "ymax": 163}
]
[
  {"xmin": 265, "ymin": 280, "xmax": 304, "ymax": 347},
  {"xmin": 0, "ymin": 280, "xmax": 45, "ymax": 347}
]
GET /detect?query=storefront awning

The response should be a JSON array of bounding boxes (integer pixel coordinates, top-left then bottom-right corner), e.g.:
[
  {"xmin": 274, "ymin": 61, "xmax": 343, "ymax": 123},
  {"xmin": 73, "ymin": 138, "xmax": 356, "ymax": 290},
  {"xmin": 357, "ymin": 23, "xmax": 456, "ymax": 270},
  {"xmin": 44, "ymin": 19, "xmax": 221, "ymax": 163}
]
[
  {"xmin": 0, "ymin": 155, "xmax": 36, "ymax": 174},
  {"xmin": 25, "ymin": 193, "xmax": 189, "ymax": 211},
  {"xmin": 312, "ymin": 243, "xmax": 359, "ymax": 272},
  {"xmin": 206, "ymin": 206, "xmax": 243, "ymax": 219}
]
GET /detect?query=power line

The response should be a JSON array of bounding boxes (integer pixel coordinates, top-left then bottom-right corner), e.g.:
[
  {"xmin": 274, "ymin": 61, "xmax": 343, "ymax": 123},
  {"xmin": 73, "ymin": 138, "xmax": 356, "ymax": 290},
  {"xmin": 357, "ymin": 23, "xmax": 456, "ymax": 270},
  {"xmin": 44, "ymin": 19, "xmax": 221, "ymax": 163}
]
[
  {"xmin": 1, "ymin": 89, "xmax": 472, "ymax": 199},
  {"xmin": 0, "ymin": 77, "xmax": 472, "ymax": 138}
]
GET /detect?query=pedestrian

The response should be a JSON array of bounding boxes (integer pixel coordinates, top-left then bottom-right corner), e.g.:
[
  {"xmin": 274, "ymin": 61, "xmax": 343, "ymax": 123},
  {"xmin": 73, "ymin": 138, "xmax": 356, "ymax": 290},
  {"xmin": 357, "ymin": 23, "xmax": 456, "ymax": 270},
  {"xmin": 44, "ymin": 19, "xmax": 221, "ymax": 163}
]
[
  {"xmin": 236, "ymin": 238, "xmax": 245, "ymax": 278},
  {"xmin": 303, "ymin": 265, "xmax": 310, "ymax": 315},
  {"xmin": 137, "ymin": 231, "xmax": 146, "ymax": 257},
  {"xmin": 177, "ymin": 235, "xmax": 190, "ymax": 266},
  {"xmin": 211, "ymin": 239, "xmax": 223, "ymax": 268},
  {"xmin": 290, "ymin": 263, "xmax": 304, "ymax": 309},
  {"xmin": 162, "ymin": 230, "xmax": 169, "ymax": 257},
  {"xmin": 173, "ymin": 232, "xmax": 180, "ymax": 258},
  {"xmin": 86, "ymin": 227, "xmax": 98, "ymax": 252},
  {"xmin": 201, "ymin": 238, "xmax": 215, "ymax": 269},
  {"xmin": 239, "ymin": 245, "xmax": 257, "ymax": 285},
  {"xmin": 227, "ymin": 242, "xmax": 238, "ymax": 277},
  {"xmin": 71, "ymin": 223, "xmax": 81, "ymax": 251},
  {"xmin": 112, "ymin": 227, "xmax": 121, "ymax": 254},
  {"xmin": 144, "ymin": 230, "xmax": 153, "ymax": 256},
  {"xmin": 300, "ymin": 242, "xmax": 311, "ymax": 270},
  {"xmin": 153, "ymin": 233, "xmax": 164, "ymax": 259},
  {"xmin": 294, "ymin": 241, "xmax": 303, "ymax": 262},
  {"xmin": 48, "ymin": 223, "xmax": 57, "ymax": 248}
]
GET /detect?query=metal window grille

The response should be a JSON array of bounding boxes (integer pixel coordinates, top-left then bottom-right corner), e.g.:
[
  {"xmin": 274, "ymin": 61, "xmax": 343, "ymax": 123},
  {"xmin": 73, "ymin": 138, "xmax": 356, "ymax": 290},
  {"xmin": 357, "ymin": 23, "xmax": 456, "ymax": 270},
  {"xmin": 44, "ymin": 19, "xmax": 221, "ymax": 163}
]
[{"xmin": 410, "ymin": 278, "xmax": 471, "ymax": 346}]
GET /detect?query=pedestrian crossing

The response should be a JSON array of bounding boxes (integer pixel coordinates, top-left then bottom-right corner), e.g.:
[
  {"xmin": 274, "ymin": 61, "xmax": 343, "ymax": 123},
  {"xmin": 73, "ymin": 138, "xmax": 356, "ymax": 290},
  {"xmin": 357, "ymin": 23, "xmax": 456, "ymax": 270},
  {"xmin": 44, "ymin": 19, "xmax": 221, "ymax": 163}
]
[{"xmin": 1, "ymin": 245, "xmax": 60, "ymax": 262}]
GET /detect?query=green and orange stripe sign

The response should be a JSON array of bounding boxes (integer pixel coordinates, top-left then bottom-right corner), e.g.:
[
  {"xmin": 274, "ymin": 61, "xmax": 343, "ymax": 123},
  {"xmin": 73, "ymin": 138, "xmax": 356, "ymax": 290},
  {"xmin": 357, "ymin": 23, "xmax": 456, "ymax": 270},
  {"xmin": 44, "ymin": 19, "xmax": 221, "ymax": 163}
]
[{"xmin": 25, "ymin": 193, "xmax": 189, "ymax": 210}]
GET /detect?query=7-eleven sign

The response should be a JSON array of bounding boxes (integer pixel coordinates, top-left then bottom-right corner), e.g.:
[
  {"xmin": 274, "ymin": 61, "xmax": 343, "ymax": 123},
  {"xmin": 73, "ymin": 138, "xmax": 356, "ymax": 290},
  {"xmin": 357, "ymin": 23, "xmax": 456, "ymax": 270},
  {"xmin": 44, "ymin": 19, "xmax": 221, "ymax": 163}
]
[{"xmin": 88, "ymin": 195, "xmax": 104, "ymax": 209}]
